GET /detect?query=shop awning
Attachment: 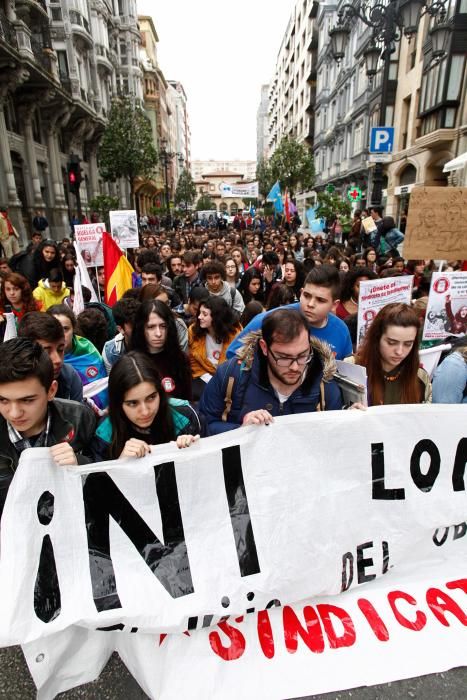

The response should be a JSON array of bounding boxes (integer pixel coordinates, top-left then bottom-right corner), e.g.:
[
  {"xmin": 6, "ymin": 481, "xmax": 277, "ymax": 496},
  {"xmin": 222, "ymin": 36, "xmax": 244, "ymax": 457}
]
[{"xmin": 443, "ymin": 151, "xmax": 467, "ymax": 173}]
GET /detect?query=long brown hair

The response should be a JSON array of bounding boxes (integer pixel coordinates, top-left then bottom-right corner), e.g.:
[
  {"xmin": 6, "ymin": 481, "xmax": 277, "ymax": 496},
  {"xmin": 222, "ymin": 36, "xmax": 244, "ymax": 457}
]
[
  {"xmin": 0, "ymin": 272, "xmax": 39, "ymax": 313},
  {"xmin": 355, "ymin": 302, "xmax": 421, "ymax": 405}
]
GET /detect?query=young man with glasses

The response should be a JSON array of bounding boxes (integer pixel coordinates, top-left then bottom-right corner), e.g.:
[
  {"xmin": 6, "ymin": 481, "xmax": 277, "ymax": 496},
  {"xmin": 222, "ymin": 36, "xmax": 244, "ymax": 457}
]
[{"xmin": 199, "ymin": 308, "xmax": 343, "ymax": 435}]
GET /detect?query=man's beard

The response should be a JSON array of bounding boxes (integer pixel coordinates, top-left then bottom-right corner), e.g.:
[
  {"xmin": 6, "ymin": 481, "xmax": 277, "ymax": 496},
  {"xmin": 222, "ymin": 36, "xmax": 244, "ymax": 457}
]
[{"xmin": 267, "ymin": 360, "xmax": 303, "ymax": 387}]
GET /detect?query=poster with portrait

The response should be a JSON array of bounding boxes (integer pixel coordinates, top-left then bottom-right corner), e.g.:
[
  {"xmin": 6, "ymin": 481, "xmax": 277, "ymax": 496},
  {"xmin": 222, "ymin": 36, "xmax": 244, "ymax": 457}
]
[
  {"xmin": 109, "ymin": 210, "xmax": 139, "ymax": 249},
  {"xmin": 422, "ymin": 271, "xmax": 467, "ymax": 340},
  {"xmin": 74, "ymin": 223, "xmax": 105, "ymax": 267},
  {"xmin": 357, "ymin": 276, "xmax": 413, "ymax": 346}
]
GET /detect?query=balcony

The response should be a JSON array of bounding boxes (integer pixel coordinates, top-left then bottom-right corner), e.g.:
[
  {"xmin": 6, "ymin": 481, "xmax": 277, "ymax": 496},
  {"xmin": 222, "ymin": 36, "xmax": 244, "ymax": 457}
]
[
  {"xmin": 95, "ymin": 43, "xmax": 112, "ymax": 72},
  {"xmin": 69, "ymin": 9, "xmax": 93, "ymax": 46},
  {"xmin": 30, "ymin": 34, "xmax": 54, "ymax": 75},
  {"xmin": 15, "ymin": 0, "xmax": 48, "ymax": 22}
]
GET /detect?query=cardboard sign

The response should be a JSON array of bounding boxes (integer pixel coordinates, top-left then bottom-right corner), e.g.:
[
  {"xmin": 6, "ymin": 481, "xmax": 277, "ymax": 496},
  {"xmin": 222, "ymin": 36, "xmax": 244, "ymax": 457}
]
[{"xmin": 403, "ymin": 187, "xmax": 467, "ymax": 259}]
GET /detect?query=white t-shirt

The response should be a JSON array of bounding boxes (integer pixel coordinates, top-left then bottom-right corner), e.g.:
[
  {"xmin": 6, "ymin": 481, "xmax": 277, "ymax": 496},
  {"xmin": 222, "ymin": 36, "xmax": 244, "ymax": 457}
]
[{"xmin": 205, "ymin": 334, "xmax": 223, "ymax": 367}]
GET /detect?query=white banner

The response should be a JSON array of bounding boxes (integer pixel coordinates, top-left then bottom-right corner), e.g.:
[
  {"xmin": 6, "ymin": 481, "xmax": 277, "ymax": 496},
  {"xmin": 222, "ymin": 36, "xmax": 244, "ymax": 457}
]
[
  {"xmin": 423, "ymin": 271, "xmax": 467, "ymax": 340},
  {"xmin": 220, "ymin": 182, "xmax": 259, "ymax": 198},
  {"xmin": 74, "ymin": 223, "xmax": 105, "ymax": 267},
  {"xmin": 357, "ymin": 276, "xmax": 413, "ymax": 346},
  {"xmin": 109, "ymin": 210, "xmax": 139, "ymax": 249},
  {"xmin": 1, "ymin": 407, "xmax": 467, "ymax": 697}
]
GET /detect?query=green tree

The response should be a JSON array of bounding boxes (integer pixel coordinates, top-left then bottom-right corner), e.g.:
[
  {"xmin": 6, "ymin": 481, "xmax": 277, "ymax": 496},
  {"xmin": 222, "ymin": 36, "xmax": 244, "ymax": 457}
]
[
  {"xmin": 256, "ymin": 158, "xmax": 274, "ymax": 199},
  {"xmin": 89, "ymin": 195, "xmax": 119, "ymax": 230},
  {"xmin": 196, "ymin": 193, "xmax": 216, "ymax": 211},
  {"xmin": 174, "ymin": 168, "xmax": 197, "ymax": 211},
  {"xmin": 98, "ymin": 96, "xmax": 158, "ymax": 213},
  {"xmin": 269, "ymin": 137, "xmax": 314, "ymax": 196},
  {"xmin": 315, "ymin": 191, "xmax": 352, "ymax": 225}
]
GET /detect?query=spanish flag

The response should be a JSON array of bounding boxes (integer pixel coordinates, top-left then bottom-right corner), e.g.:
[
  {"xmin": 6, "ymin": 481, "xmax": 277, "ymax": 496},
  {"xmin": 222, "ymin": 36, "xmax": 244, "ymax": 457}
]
[{"xmin": 103, "ymin": 232, "xmax": 134, "ymax": 306}]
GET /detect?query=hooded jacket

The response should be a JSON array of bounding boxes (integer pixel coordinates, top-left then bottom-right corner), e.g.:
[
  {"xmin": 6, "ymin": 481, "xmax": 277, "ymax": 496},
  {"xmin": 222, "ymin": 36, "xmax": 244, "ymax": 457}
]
[
  {"xmin": 33, "ymin": 279, "xmax": 70, "ymax": 310},
  {"xmin": 207, "ymin": 281, "xmax": 245, "ymax": 315},
  {"xmin": 0, "ymin": 398, "xmax": 96, "ymax": 517},
  {"xmin": 199, "ymin": 330, "xmax": 343, "ymax": 435}
]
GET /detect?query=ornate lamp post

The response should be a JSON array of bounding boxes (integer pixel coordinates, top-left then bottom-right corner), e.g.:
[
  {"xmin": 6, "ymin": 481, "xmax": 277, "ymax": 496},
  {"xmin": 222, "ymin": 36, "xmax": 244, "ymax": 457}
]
[
  {"xmin": 328, "ymin": 0, "xmax": 451, "ymax": 206},
  {"xmin": 159, "ymin": 138, "xmax": 184, "ymax": 217}
]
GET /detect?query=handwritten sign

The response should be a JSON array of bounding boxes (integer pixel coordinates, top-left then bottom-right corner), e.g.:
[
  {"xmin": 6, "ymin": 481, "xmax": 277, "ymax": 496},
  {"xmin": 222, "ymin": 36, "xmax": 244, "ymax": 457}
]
[{"xmin": 403, "ymin": 187, "xmax": 467, "ymax": 259}]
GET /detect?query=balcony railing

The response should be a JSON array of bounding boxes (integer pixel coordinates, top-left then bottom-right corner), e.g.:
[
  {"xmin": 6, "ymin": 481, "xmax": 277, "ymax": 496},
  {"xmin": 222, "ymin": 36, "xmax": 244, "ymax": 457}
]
[{"xmin": 69, "ymin": 10, "xmax": 91, "ymax": 35}]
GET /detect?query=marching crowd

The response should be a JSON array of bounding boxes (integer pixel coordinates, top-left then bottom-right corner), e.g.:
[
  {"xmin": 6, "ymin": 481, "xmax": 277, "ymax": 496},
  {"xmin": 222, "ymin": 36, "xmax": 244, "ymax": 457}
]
[{"xmin": 0, "ymin": 204, "xmax": 465, "ymax": 515}]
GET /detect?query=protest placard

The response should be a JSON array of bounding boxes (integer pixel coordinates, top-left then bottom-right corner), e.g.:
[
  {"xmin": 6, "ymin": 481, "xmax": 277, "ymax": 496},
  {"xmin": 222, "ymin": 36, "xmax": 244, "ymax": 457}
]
[
  {"xmin": 1, "ymin": 406, "xmax": 467, "ymax": 698},
  {"xmin": 74, "ymin": 223, "xmax": 105, "ymax": 267},
  {"xmin": 423, "ymin": 271, "xmax": 467, "ymax": 340},
  {"xmin": 357, "ymin": 275, "xmax": 413, "ymax": 345},
  {"xmin": 403, "ymin": 187, "xmax": 467, "ymax": 259},
  {"xmin": 109, "ymin": 210, "xmax": 139, "ymax": 249}
]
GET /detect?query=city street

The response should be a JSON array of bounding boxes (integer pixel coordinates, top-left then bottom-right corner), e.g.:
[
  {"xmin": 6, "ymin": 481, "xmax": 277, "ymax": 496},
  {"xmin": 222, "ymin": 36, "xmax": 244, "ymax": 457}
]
[{"xmin": 1, "ymin": 645, "xmax": 466, "ymax": 699}]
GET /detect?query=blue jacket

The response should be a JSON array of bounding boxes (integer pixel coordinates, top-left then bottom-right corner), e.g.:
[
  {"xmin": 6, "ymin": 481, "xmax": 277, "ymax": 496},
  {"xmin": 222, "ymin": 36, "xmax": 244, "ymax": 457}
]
[{"xmin": 199, "ymin": 331, "xmax": 343, "ymax": 435}]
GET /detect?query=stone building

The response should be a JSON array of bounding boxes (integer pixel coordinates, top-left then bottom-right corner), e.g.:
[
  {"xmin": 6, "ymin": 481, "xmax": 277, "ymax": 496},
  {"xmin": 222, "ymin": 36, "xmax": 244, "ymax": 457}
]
[{"xmin": 0, "ymin": 0, "xmax": 143, "ymax": 243}]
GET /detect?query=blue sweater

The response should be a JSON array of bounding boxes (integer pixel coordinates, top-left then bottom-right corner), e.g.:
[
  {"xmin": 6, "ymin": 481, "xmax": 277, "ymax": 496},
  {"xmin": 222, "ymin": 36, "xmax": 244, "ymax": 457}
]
[{"xmin": 227, "ymin": 303, "xmax": 353, "ymax": 360}]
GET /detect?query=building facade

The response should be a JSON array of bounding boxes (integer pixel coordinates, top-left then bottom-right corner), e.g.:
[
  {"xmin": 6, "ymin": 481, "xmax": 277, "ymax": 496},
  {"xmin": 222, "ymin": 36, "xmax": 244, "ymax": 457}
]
[
  {"xmin": 256, "ymin": 83, "xmax": 269, "ymax": 163},
  {"xmin": 266, "ymin": 0, "xmax": 319, "ymax": 220},
  {"xmin": 193, "ymin": 171, "xmax": 250, "ymax": 215},
  {"xmin": 314, "ymin": 0, "xmax": 467, "ymax": 221},
  {"xmin": 192, "ymin": 159, "xmax": 257, "ymax": 182}
]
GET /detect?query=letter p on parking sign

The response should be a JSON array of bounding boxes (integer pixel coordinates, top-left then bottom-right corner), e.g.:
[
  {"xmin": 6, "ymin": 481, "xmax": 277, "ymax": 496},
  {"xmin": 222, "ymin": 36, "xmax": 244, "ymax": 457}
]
[{"xmin": 370, "ymin": 127, "xmax": 395, "ymax": 153}]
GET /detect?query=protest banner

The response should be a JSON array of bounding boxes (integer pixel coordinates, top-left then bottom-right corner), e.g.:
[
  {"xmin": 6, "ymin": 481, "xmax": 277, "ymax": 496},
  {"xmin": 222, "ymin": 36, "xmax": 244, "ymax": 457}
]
[
  {"xmin": 109, "ymin": 210, "xmax": 139, "ymax": 249},
  {"xmin": 403, "ymin": 187, "xmax": 467, "ymax": 259},
  {"xmin": 74, "ymin": 223, "xmax": 105, "ymax": 267},
  {"xmin": 1, "ymin": 406, "xmax": 467, "ymax": 698},
  {"xmin": 220, "ymin": 182, "xmax": 259, "ymax": 198},
  {"xmin": 423, "ymin": 271, "xmax": 467, "ymax": 340},
  {"xmin": 357, "ymin": 275, "xmax": 413, "ymax": 345}
]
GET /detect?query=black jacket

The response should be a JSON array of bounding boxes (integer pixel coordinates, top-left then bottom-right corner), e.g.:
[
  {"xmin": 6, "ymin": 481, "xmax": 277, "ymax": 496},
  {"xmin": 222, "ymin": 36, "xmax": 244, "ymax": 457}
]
[{"xmin": 0, "ymin": 398, "xmax": 96, "ymax": 518}]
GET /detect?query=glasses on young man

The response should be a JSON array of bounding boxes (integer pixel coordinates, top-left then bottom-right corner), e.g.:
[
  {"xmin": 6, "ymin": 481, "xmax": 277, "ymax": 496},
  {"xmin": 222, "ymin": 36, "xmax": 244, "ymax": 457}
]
[{"xmin": 267, "ymin": 348, "xmax": 313, "ymax": 368}]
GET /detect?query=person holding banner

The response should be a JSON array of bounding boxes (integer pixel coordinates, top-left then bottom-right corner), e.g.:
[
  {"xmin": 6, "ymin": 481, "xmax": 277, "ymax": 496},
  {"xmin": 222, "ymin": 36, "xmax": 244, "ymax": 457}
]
[
  {"xmin": 89, "ymin": 352, "xmax": 200, "ymax": 461},
  {"xmin": 352, "ymin": 303, "xmax": 432, "ymax": 405},
  {"xmin": 0, "ymin": 338, "xmax": 96, "ymax": 515},
  {"xmin": 199, "ymin": 308, "xmax": 343, "ymax": 435}
]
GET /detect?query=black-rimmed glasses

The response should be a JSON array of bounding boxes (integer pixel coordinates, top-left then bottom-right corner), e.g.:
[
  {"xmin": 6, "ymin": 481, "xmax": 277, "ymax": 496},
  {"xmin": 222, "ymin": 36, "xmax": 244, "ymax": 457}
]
[{"xmin": 267, "ymin": 348, "xmax": 313, "ymax": 368}]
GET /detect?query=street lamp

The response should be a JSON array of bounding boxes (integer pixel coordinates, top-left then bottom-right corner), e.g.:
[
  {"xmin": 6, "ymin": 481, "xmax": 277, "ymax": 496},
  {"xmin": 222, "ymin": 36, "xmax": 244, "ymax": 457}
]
[
  {"xmin": 328, "ymin": 0, "xmax": 451, "ymax": 205},
  {"xmin": 159, "ymin": 137, "xmax": 183, "ymax": 218}
]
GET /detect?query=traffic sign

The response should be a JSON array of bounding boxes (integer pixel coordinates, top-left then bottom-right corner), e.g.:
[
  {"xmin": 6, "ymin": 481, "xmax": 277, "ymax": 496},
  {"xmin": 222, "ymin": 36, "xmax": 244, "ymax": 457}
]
[
  {"xmin": 347, "ymin": 186, "xmax": 363, "ymax": 202},
  {"xmin": 369, "ymin": 126, "xmax": 394, "ymax": 153}
]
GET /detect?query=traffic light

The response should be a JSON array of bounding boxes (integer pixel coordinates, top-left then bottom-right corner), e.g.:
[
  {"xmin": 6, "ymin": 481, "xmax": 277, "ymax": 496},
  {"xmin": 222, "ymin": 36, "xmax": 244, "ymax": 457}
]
[{"xmin": 67, "ymin": 157, "xmax": 82, "ymax": 195}]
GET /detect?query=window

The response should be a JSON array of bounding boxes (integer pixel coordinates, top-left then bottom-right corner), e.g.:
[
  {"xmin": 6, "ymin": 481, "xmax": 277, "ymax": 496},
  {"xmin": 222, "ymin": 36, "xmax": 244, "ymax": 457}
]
[
  {"xmin": 56, "ymin": 50, "xmax": 69, "ymax": 79},
  {"xmin": 353, "ymin": 120, "xmax": 364, "ymax": 154}
]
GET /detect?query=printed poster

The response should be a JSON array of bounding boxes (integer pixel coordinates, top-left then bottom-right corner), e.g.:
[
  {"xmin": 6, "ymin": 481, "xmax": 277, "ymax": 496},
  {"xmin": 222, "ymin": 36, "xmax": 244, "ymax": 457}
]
[
  {"xmin": 74, "ymin": 223, "xmax": 105, "ymax": 267},
  {"xmin": 422, "ymin": 271, "xmax": 467, "ymax": 340},
  {"xmin": 109, "ymin": 210, "xmax": 139, "ymax": 249},
  {"xmin": 357, "ymin": 276, "xmax": 413, "ymax": 345}
]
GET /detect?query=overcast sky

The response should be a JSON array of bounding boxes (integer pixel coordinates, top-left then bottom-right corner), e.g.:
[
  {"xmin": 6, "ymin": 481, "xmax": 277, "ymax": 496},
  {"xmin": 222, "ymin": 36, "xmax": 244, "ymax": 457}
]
[{"xmin": 137, "ymin": 0, "xmax": 296, "ymax": 161}]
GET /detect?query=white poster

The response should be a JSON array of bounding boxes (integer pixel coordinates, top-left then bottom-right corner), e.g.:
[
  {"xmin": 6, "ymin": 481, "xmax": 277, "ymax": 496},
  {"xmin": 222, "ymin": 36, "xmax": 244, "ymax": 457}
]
[
  {"xmin": 74, "ymin": 223, "xmax": 105, "ymax": 267},
  {"xmin": 357, "ymin": 276, "xmax": 413, "ymax": 346},
  {"xmin": 1, "ymin": 406, "xmax": 466, "ymax": 698},
  {"xmin": 109, "ymin": 210, "xmax": 139, "ymax": 249},
  {"xmin": 423, "ymin": 271, "xmax": 467, "ymax": 340},
  {"xmin": 220, "ymin": 182, "xmax": 259, "ymax": 198}
]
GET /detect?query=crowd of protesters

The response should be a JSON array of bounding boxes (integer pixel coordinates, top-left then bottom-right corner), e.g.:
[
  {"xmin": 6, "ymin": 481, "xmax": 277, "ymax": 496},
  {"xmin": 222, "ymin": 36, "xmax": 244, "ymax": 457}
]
[{"xmin": 0, "ymin": 205, "xmax": 465, "ymax": 515}]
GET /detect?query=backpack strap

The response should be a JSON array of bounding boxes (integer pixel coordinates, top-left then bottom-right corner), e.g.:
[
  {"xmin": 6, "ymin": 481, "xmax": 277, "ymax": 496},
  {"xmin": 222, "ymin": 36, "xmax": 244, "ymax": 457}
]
[
  {"xmin": 222, "ymin": 376, "xmax": 235, "ymax": 422},
  {"xmin": 316, "ymin": 380, "xmax": 326, "ymax": 412},
  {"xmin": 230, "ymin": 286, "xmax": 236, "ymax": 307}
]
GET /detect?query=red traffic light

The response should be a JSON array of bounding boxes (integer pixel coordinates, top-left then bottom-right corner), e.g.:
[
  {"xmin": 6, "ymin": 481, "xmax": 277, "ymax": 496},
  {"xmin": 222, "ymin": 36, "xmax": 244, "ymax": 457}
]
[{"xmin": 69, "ymin": 171, "xmax": 76, "ymax": 183}]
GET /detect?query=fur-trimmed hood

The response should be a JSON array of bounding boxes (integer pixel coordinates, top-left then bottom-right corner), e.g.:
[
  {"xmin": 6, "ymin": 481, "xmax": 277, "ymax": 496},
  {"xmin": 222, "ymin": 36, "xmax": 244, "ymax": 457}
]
[{"xmin": 234, "ymin": 329, "xmax": 337, "ymax": 382}]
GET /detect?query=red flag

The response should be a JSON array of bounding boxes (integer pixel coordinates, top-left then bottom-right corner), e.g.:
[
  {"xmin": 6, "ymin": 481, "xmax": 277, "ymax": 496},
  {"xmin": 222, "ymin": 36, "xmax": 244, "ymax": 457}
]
[
  {"xmin": 103, "ymin": 232, "xmax": 134, "ymax": 306},
  {"xmin": 284, "ymin": 189, "xmax": 291, "ymax": 223}
]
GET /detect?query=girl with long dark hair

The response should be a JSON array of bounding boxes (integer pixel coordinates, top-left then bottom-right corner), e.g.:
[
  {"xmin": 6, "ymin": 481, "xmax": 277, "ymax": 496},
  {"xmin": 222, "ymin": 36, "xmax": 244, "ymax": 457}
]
[
  {"xmin": 131, "ymin": 299, "xmax": 192, "ymax": 400},
  {"xmin": 89, "ymin": 352, "xmax": 200, "ymax": 461},
  {"xmin": 237, "ymin": 267, "xmax": 264, "ymax": 304},
  {"xmin": 353, "ymin": 302, "xmax": 431, "ymax": 405},
  {"xmin": 335, "ymin": 267, "xmax": 376, "ymax": 320},
  {"xmin": 188, "ymin": 296, "xmax": 242, "ymax": 400},
  {"xmin": 281, "ymin": 259, "xmax": 305, "ymax": 301}
]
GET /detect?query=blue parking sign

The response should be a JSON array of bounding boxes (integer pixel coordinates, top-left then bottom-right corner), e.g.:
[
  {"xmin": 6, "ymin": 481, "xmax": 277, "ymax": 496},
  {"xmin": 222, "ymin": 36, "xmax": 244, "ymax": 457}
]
[{"xmin": 370, "ymin": 127, "xmax": 395, "ymax": 153}]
